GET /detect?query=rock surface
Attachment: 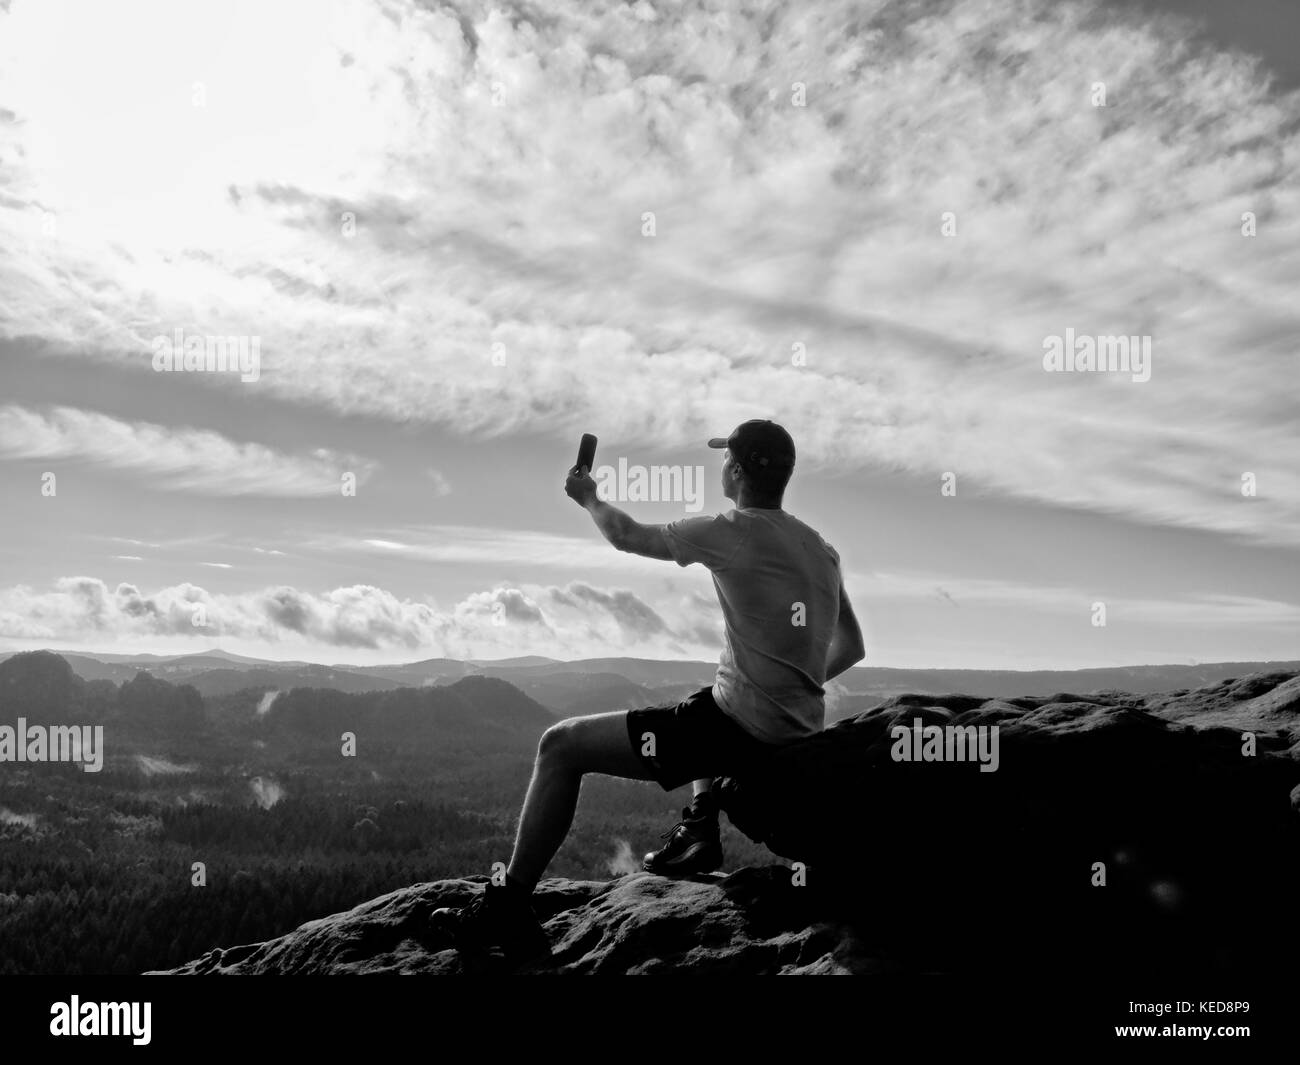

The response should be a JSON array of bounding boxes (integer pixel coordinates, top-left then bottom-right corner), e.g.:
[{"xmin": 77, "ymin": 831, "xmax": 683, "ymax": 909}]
[
  {"xmin": 154, "ymin": 867, "xmax": 881, "ymax": 975},
  {"xmin": 155, "ymin": 672, "xmax": 1300, "ymax": 976}
]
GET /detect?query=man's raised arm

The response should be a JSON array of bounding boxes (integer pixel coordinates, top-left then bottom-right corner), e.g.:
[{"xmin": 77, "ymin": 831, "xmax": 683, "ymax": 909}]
[{"xmin": 565, "ymin": 465, "xmax": 674, "ymax": 561}]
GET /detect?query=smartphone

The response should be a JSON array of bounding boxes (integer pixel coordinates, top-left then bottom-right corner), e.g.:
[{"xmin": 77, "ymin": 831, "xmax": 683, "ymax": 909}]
[{"xmin": 574, "ymin": 433, "xmax": 597, "ymax": 474}]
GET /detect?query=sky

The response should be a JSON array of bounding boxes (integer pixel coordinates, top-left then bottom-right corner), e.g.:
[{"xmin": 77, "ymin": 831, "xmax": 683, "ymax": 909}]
[{"xmin": 0, "ymin": 0, "xmax": 1297, "ymax": 669}]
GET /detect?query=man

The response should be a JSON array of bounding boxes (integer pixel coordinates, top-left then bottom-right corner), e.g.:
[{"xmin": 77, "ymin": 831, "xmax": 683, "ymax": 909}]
[{"xmin": 429, "ymin": 419, "xmax": 866, "ymax": 957}]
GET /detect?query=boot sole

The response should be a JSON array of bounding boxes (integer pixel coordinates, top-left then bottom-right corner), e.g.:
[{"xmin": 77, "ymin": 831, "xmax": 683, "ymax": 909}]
[{"xmin": 643, "ymin": 841, "xmax": 723, "ymax": 876}]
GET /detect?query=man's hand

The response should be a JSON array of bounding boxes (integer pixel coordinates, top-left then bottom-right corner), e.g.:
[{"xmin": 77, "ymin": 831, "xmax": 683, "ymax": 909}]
[{"xmin": 565, "ymin": 464, "xmax": 599, "ymax": 509}]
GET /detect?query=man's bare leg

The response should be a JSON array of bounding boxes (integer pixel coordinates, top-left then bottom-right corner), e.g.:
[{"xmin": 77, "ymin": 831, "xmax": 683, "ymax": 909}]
[
  {"xmin": 691, "ymin": 777, "xmax": 713, "ymax": 799},
  {"xmin": 506, "ymin": 711, "xmax": 653, "ymax": 892}
]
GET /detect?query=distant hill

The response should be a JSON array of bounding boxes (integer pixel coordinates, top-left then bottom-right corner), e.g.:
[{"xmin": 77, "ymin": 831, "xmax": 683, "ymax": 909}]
[
  {"xmin": 7, "ymin": 648, "xmax": 1299, "ymax": 725},
  {"xmin": 0, "ymin": 651, "xmax": 556, "ymax": 749},
  {"xmin": 341, "ymin": 658, "xmax": 475, "ymax": 688},
  {"xmin": 466, "ymin": 655, "xmax": 559, "ymax": 668},
  {"xmin": 464, "ymin": 657, "xmax": 718, "ymax": 687},
  {"xmin": 505, "ymin": 671, "xmax": 666, "ymax": 717},
  {"xmin": 265, "ymin": 675, "xmax": 554, "ymax": 749},
  {"xmin": 182, "ymin": 666, "xmax": 404, "ymax": 698},
  {"xmin": 0, "ymin": 650, "xmax": 87, "ymax": 723},
  {"xmin": 0, "ymin": 650, "xmax": 204, "ymax": 733},
  {"xmin": 835, "ymin": 662, "xmax": 1300, "ymax": 699}
]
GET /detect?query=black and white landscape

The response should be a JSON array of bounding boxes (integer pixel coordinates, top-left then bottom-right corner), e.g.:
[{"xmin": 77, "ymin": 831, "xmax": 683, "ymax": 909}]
[
  {"xmin": 1, "ymin": 0, "xmax": 1298, "ymax": 1012},
  {"xmin": 0, "ymin": 647, "xmax": 1296, "ymax": 976}
]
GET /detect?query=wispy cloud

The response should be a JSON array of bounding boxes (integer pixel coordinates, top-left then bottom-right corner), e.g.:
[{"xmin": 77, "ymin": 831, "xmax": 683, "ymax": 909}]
[
  {"xmin": 852, "ymin": 569, "xmax": 1300, "ymax": 631},
  {"xmin": 0, "ymin": 0, "xmax": 1295, "ymax": 542},
  {"xmin": 0, "ymin": 405, "xmax": 374, "ymax": 497},
  {"xmin": 327, "ymin": 526, "xmax": 666, "ymax": 571}
]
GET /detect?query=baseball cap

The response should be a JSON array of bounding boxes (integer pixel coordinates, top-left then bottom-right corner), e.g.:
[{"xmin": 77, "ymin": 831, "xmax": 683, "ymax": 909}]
[{"xmin": 707, "ymin": 419, "xmax": 796, "ymax": 472}]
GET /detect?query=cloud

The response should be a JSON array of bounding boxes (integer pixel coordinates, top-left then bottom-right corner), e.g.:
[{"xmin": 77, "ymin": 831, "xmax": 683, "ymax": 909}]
[
  {"xmin": 426, "ymin": 469, "xmax": 451, "ymax": 496},
  {"xmin": 0, "ymin": 0, "xmax": 1297, "ymax": 542},
  {"xmin": 0, "ymin": 575, "xmax": 704, "ymax": 656},
  {"xmin": 249, "ymin": 777, "xmax": 285, "ymax": 809},
  {"xmin": 853, "ymin": 569, "xmax": 1300, "ymax": 630},
  {"xmin": 556, "ymin": 581, "xmax": 670, "ymax": 638},
  {"xmin": 3, "ymin": 568, "xmax": 1292, "ymax": 666},
  {"xmin": 134, "ymin": 755, "xmax": 196, "ymax": 777},
  {"xmin": 0, "ymin": 808, "xmax": 39, "ymax": 830},
  {"xmin": 331, "ymin": 527, "xmax": 666, "ymax": 572},
  {"xmin": 0, "ymin": 404, "xmax": 374, "ymax": 497}
]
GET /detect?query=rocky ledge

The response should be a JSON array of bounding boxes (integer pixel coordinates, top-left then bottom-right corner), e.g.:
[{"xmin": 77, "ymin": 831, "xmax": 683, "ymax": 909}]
[{"xmin": 155, "ymin": 671, "xmax": 1300, "ymax": 976}]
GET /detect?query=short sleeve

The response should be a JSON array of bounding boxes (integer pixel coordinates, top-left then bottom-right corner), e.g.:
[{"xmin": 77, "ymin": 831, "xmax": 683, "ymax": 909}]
[{"xmin": 662, "ymin": 514, "xmax": 745, "ymax": 571}]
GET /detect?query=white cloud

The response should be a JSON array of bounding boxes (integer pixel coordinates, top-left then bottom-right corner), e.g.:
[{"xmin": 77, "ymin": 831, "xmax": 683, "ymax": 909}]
[
  {"xmin": 3, "ymin": 568, "xmax": 1292, "ymax": 667},
  {"xmin": 0, "ymin": 575, "xmax": 706, "ymax": 657},
  {"xmin": 0, "ymin": 0, "xmax": 1296, "ymax": 541},
  {"xmin": 332, "ymin": 527, "xmax": 667, "ymax": 572},
  {"xmin": 0, "ymin": 405, "xmax": 373, "ymax": 497}
]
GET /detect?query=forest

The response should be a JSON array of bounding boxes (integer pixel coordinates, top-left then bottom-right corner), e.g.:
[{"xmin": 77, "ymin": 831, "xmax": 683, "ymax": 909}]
[{"xmin": 0, "ymin": 651, "xmax": 772, "ymax": 974}]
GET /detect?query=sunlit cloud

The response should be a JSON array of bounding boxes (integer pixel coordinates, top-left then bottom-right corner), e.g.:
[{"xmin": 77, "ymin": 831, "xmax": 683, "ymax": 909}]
[
  {"xmin": 0, "ymin": 575, "xmax": 701, "ymax": 657},
  {"xmin": 330, "ymin": 527, "xmax": 666, "ymax": 571},
  {"xmin": 0, "ymin": 0, "xmax": 1294, "ymax": 544}
]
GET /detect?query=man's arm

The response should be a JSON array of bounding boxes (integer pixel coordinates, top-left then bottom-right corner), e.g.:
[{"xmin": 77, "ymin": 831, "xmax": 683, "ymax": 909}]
[
  {"xmin": 825, "ymin": 580, "xmax": 866, "ymax": 680},
  {"xmin": 565, "ymin": 466, "xmax": 674, "ymax": 560}
]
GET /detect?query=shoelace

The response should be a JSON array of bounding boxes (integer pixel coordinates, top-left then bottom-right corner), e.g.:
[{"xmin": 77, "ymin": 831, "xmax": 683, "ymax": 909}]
[{"xmin": 659, "ymin": 810, "xmax": 713, "ymax": 840}]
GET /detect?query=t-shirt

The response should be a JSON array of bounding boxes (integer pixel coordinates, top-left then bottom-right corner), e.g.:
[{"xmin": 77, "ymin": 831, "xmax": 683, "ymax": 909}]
[{"xmin": 662, "ymin": 507, "xmax": 842, "ymax": 744}]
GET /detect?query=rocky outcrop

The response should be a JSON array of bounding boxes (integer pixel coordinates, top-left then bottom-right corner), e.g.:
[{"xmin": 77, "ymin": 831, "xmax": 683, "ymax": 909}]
[
  {"xmin": 155, "ymin": 672, "xmax": 1300, "ymax": 976},
  {"xmin": 153, "ymin": 868, "xmax": 875, "ymax": 974}
]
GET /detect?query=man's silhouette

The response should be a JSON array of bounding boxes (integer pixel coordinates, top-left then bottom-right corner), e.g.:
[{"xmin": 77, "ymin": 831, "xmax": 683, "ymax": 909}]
[{"xmin": 429, "ymin": 420, "xmax": 866, "ymax": 957}]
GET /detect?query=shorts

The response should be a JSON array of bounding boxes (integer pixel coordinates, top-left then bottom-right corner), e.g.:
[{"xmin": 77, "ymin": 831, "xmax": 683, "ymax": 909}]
[{"xmin": 626, "ymin": 686, "xmax": 778, "ymax": 791}]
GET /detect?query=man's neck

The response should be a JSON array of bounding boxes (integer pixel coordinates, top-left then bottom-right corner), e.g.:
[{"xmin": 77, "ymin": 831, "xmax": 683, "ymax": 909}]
[{"xmin": 734, "ymin": 495, "xmax": 783, "ymax": 511}]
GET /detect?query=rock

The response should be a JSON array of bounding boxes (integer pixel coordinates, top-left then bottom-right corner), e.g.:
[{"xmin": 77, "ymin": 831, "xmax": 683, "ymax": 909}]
[
  {"xmin": 153, "ymin": 672, "xmax": 1299, "ymax": 977},
  {"xmin": 713, "ymin": 670, "xmax": 1300, "ymax": 977},
  {"xmin": 150, "ymin": 868, "xmax": 878, "ymax": 975}
]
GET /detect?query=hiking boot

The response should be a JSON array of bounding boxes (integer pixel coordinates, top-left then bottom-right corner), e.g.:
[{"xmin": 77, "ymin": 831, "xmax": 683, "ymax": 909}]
[
  {"xmin": 426, "ymin": 881, "xmax": 550, "ymax": 959},
  {"xmin": 643, "ymin": 805, "xmax": 723, "ymax": 876}
]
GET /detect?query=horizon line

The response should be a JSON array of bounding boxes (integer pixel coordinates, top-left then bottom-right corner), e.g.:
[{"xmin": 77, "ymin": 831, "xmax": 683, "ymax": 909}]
[{"xmin": 1, "ymin": 646, "xmax": 1297, "ymax": 675}]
